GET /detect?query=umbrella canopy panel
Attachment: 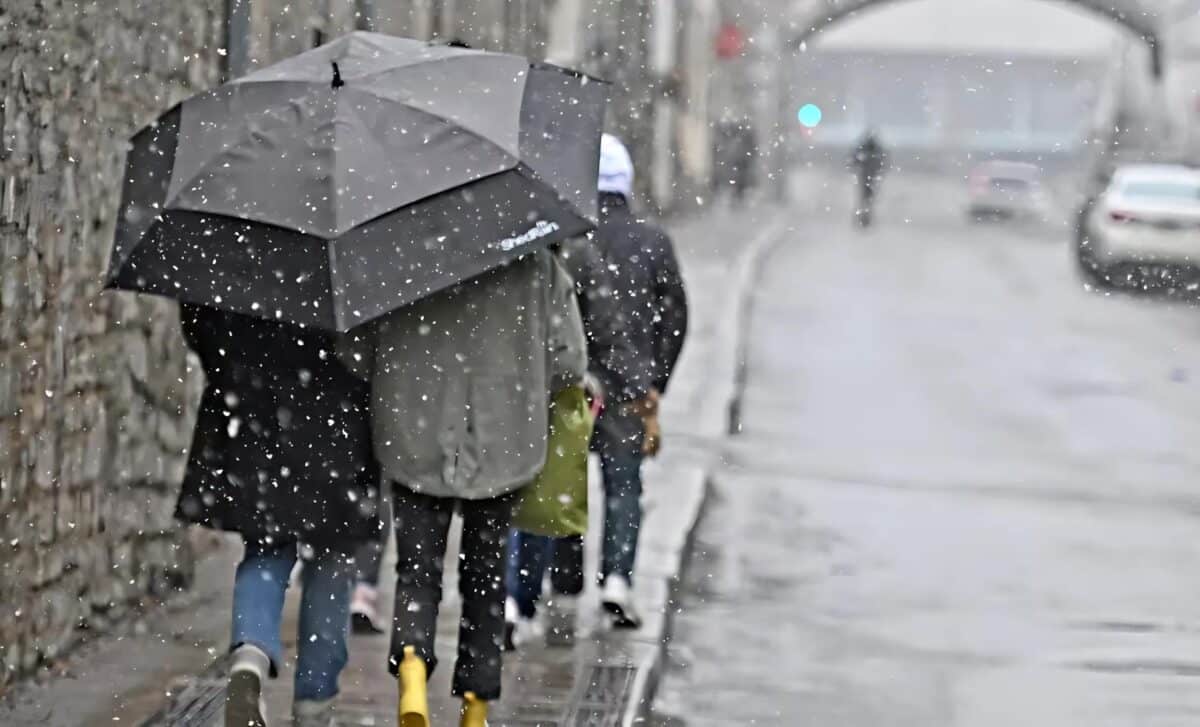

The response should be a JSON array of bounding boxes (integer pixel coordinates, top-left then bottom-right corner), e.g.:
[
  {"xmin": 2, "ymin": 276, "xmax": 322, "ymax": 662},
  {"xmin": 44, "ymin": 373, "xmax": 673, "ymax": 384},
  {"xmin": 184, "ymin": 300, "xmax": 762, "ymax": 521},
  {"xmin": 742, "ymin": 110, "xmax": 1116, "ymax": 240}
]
[
  {"xmin": 167, "ymin": 40, "xmax": 532, "ymax": 239},
  {"xmin": 518, "ymin": 64, "xmax": 606, "ymax": 224}
]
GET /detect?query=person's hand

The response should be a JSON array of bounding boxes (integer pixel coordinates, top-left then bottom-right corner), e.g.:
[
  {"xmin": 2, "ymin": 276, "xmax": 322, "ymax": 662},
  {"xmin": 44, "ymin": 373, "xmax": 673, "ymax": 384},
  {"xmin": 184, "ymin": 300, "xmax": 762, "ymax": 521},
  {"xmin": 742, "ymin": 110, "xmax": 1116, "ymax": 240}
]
[
  {"xmin": 582, "ymin": 373, "xmax": 605, "ymax": 419},
  {"xmin": 626, "ymin": 388, "xmax": 660, "ymax": 417},
  {"xmin": 642, "ymin": 412, "xmax": 662, "ymax": 457}
]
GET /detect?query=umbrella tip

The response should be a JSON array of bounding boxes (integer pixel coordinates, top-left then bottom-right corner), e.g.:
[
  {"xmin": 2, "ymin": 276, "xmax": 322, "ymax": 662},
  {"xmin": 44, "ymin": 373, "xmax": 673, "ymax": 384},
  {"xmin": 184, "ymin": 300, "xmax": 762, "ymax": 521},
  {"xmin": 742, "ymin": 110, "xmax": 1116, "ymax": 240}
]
[{"xmin": 331, "ymin": 61, "xmax": 345, "ymax": 89}]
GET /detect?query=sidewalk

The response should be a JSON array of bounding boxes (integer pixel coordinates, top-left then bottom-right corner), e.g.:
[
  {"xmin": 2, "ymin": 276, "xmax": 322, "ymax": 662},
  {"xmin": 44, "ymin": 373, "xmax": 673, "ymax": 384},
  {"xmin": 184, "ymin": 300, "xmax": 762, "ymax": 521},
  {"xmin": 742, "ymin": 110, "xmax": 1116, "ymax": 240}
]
[{"xmin": 0, "ymin": 200, "xmax": 786, "ymax": 727}]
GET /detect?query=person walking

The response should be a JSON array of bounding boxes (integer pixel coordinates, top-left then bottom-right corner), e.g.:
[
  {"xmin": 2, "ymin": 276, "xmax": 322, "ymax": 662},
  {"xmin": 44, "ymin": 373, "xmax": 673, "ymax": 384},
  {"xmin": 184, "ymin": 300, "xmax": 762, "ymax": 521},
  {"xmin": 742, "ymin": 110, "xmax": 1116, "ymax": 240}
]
[
  {"xmin": 731, "ymin": 122, "xmax": 759, "ymax": 205},
  {"xmin": 175, "ymin": 305, "xmax": 381, "ymax": 727},
  {"xmin": 849, "ymin": 129, "xmax": 888, "ymax": 227},
  {"xmin": 341, "ymin": 248, "xmax": 586, "ymax": 726},
  {"xmin": 592, "ymin": 134, "xmax": 688, "ymax": 628},
  {"xmin": 504, "ymin": 231, "xmax": 650, "ymax": 647},
  {"xmin": 349, "ymin": 493, "xmax": 390, "ymax": 634}
]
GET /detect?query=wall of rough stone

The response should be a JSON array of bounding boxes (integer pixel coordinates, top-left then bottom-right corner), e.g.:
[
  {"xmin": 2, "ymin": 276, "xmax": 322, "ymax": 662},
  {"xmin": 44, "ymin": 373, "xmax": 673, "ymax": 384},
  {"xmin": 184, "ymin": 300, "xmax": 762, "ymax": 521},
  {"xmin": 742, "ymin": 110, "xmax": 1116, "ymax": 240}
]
[{"xmin": 0, "ymin": 0, "xmax": 222, "ymax": 686}]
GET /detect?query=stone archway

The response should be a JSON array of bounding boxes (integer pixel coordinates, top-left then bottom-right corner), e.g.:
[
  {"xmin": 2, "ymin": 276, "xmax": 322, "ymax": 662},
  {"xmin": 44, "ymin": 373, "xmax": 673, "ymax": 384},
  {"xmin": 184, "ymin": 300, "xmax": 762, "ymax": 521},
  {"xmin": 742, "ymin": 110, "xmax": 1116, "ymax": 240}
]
[{"xmin": 788, "ymin": 0, "xmax": 1165, "ymax": 76}]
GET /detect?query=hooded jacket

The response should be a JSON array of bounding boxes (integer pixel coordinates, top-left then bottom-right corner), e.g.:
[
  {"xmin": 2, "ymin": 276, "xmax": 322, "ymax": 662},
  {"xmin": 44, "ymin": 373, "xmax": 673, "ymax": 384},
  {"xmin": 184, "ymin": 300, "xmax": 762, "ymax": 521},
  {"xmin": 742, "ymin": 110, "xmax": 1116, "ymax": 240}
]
[
  {"xmin": 342, "ymin": 249, "xmax": 586, "ymax": 500},
  {"xmin": 594, "ymin": 193, "xmax": 688, "ymax": 397},
  {"xmin": 556, "ymin": 236, "xmax": 649, "ymax": 403}
]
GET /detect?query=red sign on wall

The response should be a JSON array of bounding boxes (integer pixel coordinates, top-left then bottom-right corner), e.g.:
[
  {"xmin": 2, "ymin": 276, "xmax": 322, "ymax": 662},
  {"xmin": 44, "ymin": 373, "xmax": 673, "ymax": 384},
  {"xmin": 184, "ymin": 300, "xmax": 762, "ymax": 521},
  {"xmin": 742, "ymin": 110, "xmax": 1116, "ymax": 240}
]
[{"xmin": 716, "ymin": 23, "xmax": 745, "ymax": 59}]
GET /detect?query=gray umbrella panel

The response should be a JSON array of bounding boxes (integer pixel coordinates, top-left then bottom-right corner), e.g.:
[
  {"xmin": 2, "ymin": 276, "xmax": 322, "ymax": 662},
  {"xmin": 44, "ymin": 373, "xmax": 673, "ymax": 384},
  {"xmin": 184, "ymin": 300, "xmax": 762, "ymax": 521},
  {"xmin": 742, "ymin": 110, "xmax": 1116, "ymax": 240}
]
[
  {"xmin": 168, "ymin": 53, "xmax": 532, "ymax": 239},
  {"xmin": 169, "ymin": 85, "xmax": 520, "ymax": 239},
  {"xmin": 518, "ymin": 64, "xmax": 605, "ymax": 224}
]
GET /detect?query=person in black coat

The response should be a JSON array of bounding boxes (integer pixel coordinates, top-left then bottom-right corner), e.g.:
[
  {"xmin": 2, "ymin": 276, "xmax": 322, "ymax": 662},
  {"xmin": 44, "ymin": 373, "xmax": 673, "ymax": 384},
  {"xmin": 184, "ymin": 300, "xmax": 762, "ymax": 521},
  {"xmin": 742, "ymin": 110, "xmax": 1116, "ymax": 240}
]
[
  {"xmin": 592, "ymin": 165, "xmax": 688, "ymax": 630},
  {"xmin": 176, "ymin": 304, "xmax": 380, "ymax": 727},
  {"xmin": 850, "ymin": 129, "xmax": 888, "ymax": 225}
]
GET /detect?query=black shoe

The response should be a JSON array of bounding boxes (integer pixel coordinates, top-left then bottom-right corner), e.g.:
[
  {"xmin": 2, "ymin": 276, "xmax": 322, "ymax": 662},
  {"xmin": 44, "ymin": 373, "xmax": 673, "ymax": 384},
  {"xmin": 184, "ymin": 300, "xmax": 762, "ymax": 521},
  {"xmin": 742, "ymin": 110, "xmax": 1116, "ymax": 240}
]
[
  {"xmin": 351, "ymin": 612, "xmax": 385, "ymax": 635},
  {"xmin": 225, "ymin": 670, "xmax": 267, "ymax": 727},
  {"xmin": 503, "ymin": 620, "xmax": 518, "ymax": 652}
]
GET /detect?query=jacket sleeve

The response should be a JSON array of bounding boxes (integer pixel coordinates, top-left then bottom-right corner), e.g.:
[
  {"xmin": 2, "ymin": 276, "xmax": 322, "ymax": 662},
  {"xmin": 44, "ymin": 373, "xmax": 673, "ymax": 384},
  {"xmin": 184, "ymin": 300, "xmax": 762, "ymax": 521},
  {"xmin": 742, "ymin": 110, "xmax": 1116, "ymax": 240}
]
[
  {"xmin": 558, "ymin": 238, "xmax": 649, "ymax": 403},
  {"xmin": 547, "ymin": 254, "xmax": 588, "ymax": 392},
  {"xmin": 651, "ymin": 230, "xmax": 689, "ymax": 393}
]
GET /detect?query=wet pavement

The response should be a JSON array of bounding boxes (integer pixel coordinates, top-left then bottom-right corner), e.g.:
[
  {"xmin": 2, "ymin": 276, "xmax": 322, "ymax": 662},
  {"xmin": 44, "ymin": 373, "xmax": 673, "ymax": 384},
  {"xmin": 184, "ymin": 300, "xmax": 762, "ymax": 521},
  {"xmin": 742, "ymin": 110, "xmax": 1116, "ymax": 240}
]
[{"xmin": 653, "ymin": 171, "xmax": 1200, "ymax": 725}]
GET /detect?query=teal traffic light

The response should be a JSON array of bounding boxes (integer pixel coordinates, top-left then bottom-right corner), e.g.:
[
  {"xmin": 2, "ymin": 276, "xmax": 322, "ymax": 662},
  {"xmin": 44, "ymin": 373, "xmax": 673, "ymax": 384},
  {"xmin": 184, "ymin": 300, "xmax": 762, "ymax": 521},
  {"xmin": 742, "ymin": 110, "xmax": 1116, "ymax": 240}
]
[{"xmin": 798, "ymin": 103, "xmax": 822, "ymax": 128}]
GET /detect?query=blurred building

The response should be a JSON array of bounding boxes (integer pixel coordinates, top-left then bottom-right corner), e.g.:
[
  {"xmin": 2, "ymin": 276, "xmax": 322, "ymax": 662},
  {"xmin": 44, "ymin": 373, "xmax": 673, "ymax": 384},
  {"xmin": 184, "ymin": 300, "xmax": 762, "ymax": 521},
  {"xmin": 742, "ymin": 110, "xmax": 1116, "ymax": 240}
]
[
  {"xmin": 789, "ymin": 0, "xmax": 1130, "ymax": 166},
  {"xmin": 1162, "ymin": 2, "xmax": 1200, "ymax": 158}
]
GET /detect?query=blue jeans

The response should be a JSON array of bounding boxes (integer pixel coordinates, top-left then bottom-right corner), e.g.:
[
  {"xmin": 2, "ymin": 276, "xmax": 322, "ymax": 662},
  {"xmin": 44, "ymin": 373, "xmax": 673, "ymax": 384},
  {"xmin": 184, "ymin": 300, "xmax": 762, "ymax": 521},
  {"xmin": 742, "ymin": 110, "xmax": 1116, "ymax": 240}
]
[
  {"xmin": 230, "ymin": 540, "xmax": 353, "ymax": 701},
  {"xmin": 505, "ymin": 533, "xmax": 584, "ymax": 618},
  {"xmin": 600, "ymin": 447, "xmax": 644, "ymax": 583}
]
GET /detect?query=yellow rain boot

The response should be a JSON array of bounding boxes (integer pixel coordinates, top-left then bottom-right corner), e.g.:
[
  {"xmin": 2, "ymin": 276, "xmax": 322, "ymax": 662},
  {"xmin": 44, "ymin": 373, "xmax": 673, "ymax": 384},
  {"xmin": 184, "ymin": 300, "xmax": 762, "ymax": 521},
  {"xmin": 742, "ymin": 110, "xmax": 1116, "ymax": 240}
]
[
  {"xmin": 397, "ymin": 646, "xmax": 429, "ymax": 727},
  {"xmin": 460, "ymin": 691, "xmax": 488, "ymax": 727}
]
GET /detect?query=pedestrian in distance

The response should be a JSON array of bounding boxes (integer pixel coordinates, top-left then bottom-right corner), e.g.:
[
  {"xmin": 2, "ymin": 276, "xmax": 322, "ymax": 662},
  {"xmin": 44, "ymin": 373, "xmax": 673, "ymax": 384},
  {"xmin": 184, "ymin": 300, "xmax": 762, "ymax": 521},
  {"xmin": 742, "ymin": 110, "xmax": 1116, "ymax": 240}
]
[
  {"xmin": 850, "ymin": 128, "xmax": 888, "ymax": 228},
  {"xmin": 339, "ymin": 248, "xmax": 587, "ymax": 727},
  {"xmin": 504, "ymin": 224, "xmax": 651, "ymax": 649},
  {"xmin": 175, "ymin": 305, "xmax": 382, "ymax": 727},
  {"xmin": 713, "ymin": 117, "xmax": 758, "ymax": 206},
  {"xmin": 594, "ymin": 134, "xmax": 688, "ymax": 628}
]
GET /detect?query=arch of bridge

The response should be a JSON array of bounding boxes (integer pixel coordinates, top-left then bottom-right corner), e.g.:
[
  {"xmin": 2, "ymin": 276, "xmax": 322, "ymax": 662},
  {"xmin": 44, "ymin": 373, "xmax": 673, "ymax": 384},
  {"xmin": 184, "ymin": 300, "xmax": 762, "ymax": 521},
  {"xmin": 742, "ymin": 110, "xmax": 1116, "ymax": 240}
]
[{"xmin": 788, "ymin": 0, "xmax": 1166, "ymax": 76}]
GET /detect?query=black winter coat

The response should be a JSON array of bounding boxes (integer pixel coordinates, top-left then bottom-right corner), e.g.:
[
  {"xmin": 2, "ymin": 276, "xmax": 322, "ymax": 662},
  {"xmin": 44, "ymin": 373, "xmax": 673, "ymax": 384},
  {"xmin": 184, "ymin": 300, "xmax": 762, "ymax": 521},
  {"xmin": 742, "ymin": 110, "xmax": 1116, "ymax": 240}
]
[
  {"xmin": 591, "ymin": 193, "xmax": 689, "ymax": 450},
  {"xmin": 557, "ymin": 236, "xmax": 648, "ymax": 404},
  {"xmin": 594, "ymin": 194, "xmax": 688, "ymax": 396},
  {"xmin": 175, "ymin": 305, "xmax": 381, "ymax": 550}
]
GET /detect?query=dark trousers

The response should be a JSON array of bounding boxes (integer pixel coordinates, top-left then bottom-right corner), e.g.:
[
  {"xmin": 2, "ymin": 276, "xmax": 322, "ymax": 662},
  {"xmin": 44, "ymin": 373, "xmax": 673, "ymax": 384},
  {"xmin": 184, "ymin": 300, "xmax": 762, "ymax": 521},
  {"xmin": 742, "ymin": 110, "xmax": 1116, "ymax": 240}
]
[
  {"xmin": 505, "ymin": 533, "xmax": 584, "ymax": 619},
  {"xmin": 354, "ymin": 490, "xmax": 391, "ymax": 586},
  {"xmin": 387, "ymin": 483, "xmax": 517, "ymax": 700}
]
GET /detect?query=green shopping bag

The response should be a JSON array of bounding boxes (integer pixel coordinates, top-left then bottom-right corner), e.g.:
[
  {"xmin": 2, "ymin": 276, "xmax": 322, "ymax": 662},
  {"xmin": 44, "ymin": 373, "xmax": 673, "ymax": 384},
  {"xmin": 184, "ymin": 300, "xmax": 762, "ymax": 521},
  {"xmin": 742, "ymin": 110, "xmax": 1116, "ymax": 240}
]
[{"xmin": 514, "ymin": 386, "xmax": 593, "ymax": 537}]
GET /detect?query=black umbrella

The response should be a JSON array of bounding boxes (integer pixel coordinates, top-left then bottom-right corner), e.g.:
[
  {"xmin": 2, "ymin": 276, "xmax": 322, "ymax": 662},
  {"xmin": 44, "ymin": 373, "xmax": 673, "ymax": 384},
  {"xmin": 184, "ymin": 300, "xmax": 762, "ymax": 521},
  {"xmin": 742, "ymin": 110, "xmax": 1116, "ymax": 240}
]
[{"xmin": 107, "ymin": 32, "xmax": 607, "ymax": 331}]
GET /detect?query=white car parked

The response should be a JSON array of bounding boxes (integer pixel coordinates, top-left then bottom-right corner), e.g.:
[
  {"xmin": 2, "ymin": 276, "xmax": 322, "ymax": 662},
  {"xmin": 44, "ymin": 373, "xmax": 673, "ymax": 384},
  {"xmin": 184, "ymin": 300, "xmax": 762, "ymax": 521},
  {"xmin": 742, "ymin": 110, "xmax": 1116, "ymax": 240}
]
[{"xmin": 1089, "ymin": 164, "xmax": 1200, "ymax": 264}]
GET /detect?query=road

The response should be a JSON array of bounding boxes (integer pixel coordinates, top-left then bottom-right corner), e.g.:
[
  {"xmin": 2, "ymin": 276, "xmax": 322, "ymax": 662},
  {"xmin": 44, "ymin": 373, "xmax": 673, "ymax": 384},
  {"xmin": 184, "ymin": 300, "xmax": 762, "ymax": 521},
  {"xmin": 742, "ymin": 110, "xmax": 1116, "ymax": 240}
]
[{"xmin": 653, "ymin": 171, "xmax": 1200, "ymax": 725}]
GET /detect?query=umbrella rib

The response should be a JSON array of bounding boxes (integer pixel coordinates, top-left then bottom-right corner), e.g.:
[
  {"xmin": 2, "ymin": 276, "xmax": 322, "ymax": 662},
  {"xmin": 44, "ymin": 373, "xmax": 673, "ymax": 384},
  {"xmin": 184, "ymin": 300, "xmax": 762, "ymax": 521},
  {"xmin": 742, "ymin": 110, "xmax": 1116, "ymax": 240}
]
[{"xmin": 336, "ymin": 50, "xmax": 526, "ymax": 87}]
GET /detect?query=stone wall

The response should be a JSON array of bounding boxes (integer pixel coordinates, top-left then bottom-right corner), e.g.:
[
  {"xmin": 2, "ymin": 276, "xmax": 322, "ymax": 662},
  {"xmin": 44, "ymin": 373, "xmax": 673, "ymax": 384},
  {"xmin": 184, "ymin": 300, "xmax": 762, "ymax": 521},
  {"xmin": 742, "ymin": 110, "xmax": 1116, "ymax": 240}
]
[{"xmin": 0, "ymin": 0, "xmax": 222, "ymax": 685}]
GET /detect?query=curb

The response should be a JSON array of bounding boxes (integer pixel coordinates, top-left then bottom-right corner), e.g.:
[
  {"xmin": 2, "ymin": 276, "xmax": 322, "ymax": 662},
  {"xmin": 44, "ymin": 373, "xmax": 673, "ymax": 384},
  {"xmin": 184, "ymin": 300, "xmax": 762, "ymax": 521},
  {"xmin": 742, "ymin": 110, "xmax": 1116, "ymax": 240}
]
[{"xmin": 620, "ymin": 210, "xmax": 787, "ymax": 726}]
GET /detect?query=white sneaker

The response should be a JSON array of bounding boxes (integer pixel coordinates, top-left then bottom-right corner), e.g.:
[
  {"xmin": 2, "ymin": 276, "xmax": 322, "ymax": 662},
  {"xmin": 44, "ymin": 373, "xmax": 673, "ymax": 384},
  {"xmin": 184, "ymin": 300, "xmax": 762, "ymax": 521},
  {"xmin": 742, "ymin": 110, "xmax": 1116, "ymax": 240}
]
[
  {"xmin": 545, "ymin": 594, "xmax": 579, "ymax": 646},
  {"xmin": 600, "ymin": 576, "xmax": 642, "ymax": 629},
  {"xmin": 503, "ymin": 596, "xmax": 543, "ymax": 650},
  {"xmin": 292, "ymin": 697, "xmax": 336, "ymax": 727},
  {"xmin": 350, "ymin": 583, "xmax": 385, "ymax": 635}
]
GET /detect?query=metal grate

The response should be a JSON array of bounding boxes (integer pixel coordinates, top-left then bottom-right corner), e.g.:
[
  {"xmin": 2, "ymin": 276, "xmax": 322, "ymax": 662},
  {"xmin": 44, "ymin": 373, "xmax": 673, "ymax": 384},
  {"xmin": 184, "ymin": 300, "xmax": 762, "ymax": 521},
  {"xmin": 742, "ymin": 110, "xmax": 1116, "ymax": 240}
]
[
  {"xmin": 140, "ymin": 657, "xmax": 230, "ymax": 727},
  {"xmin": 139, "ymin": 677, "xmax": 226, "ymax": 727},
  {"xmin": 564, "ymin": 663, "xmax": 637, "ymax": 727}
]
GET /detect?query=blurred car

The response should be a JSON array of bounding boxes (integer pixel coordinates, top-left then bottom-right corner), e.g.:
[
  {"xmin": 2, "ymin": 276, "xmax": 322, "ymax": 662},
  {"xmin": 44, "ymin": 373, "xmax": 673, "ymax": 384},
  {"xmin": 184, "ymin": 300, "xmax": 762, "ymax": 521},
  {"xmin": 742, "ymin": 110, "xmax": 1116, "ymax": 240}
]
[
  {"xmin": 1088, "ymin": 164, "xmax": 1200, "ymax": 264},
  {"xmin": 966, "ymin": 161, "xmax": 1047, "ymax": 220}
]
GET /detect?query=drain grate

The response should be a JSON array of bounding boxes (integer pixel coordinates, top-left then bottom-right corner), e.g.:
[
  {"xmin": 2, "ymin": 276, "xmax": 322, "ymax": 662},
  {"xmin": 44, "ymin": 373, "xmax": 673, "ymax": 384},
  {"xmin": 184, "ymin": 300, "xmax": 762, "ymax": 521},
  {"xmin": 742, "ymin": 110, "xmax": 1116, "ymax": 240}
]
[
  {"xmin": 563, "ymin": 663, "xmax": 637, "ymax": 726},
  {"xmin": 580, "ymin": 664, "xmax": 636, "ymax": 705},
  {"xmin": 140, "ymin": 657, "xmax": 230, "ymax": 727},
  {"xmin": 139, "ymin": 678, "xmax": 225, "ymax": 727}
]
